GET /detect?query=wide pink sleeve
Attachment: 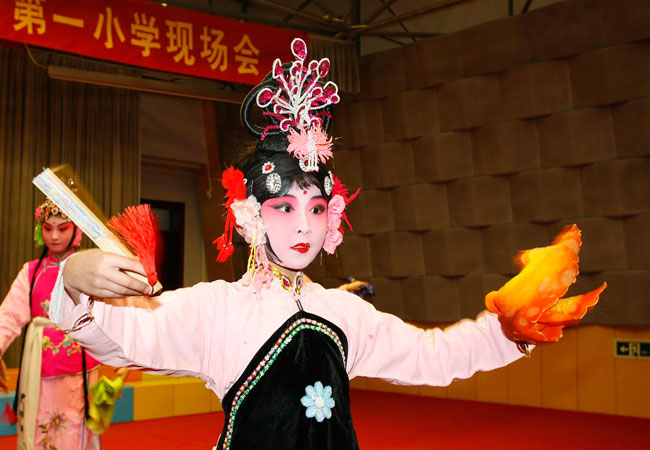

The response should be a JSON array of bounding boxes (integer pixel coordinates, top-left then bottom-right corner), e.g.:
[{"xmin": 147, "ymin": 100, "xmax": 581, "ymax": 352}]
[
  {"xmin": 52, "ymin": 275, "xmax": 227, "ymax": 388},
  {"xmin": 0, "ymin": 263, "xmax": 32, "ymax": 355},
  {"xmin": 344, "ymin": 296, "xmax": 526, "ymax": 386}
]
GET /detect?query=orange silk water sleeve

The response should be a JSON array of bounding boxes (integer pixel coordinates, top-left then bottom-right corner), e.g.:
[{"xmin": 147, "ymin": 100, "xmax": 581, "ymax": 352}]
[{"xmin": 485, "ymin": 225, "xmax": 606, "ymax": 344}]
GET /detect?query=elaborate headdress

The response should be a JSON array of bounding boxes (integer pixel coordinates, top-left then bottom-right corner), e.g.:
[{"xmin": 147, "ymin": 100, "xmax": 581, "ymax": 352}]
[
  {"xmin": 213, "ymin": 38, "xmax": 358, "ymax": 286},
  {"xmin": 34, "ymin": 198, "xmax": 83, "ymax": 248}
]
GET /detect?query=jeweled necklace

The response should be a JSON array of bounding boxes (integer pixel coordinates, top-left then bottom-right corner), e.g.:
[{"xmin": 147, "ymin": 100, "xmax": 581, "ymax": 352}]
[{"xmin": 269, "ymin": 265, "xmax": 304, "ymax": 296}]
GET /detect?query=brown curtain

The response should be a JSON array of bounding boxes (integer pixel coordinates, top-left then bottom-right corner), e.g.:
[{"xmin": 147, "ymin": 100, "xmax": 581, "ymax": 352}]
[
  {"xmin": 0, "ymin": 46, "xmax": 140, "ymax": 367},
  {"xmin": 309, "ymin": 37, "xmax": 360, "ymax": 94}
]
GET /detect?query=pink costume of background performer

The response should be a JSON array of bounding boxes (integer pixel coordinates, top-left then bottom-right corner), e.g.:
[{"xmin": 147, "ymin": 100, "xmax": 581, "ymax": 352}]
[{"xmin": 0, "ymin": 198, "xmax": 100, "ymax": 450}]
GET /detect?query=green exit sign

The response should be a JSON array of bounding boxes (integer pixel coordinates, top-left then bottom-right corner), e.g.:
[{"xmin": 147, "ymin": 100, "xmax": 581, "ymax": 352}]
[{"xmin": 615, "ymin": 339, "xmax": 650, "ymax": 359}]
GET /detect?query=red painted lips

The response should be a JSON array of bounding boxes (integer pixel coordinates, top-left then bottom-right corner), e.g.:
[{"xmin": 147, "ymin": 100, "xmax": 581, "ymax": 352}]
[{"xmin": 291, "ymin": 243, "xmax": 310, "ymax": 254}]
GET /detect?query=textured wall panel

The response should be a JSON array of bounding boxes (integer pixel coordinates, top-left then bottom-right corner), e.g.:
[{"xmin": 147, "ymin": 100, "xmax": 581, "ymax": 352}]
[
  {"xmin": 400, "ymin": 276, "xmax": 427, "ymax": 320},
  {"xmin": 371, "ymin": 232, "xmax": 425, "ymax": 277},
  {"xmin": 331, "ymin": 149, "xmax": 363, "ymax": 189},
  {"xmin": 570, "ymin": 43, "xmax": 650, "ymax": 108},
  {"xmin": 330, "ymin": 101, "xmax": 352, "ymax": 147},
  {"xmin": 346, "ymin": 189, "xmax": 394, "ymax": 235},
  {"xmin": 391, "ymin": 183, "xmax": 450, "ymax": 231},
  {"xmin": 346, "ymin": 101, "xmax": 384, "ymax": 148},
  {"xmin": 307, "ymin": 253, "xmax": 330, "ymax": 280},
  {"xmin": 472, "ymin": 120, "xmax": 540, "ymax": 175},
  {"xmin": 560, "ymin": 218, "xmax": 627, "ymax": 273},
  {"xmin": 447, "ymin": 176, "xmax": 512, "ymax": 227},
  {"xmin": 358, "ymin": 47, "xmax": 405, "ymax": 101},
  {"xmin": 361, "ymin": 140, "xmax": 415, "ymax": 189},
  {"xmin": 412, "ymin": 132, "xmax": 473, "ymax": 183},
  {"xmin": 590, "ymin": 270, "xmax": 650, "ymax": 325},
  {"xmin": 347, "ymin": 0, "xmax": 650, "ymax": 332},
  {"xmin": 335, "ymin": 234, "xmax": 373, "ymax": 279},
  {"xmin": 527, "ymin": 0, "xmax": 604, "ymax": 61},
  {"xmin": 404, "ymin": 33, "xmax": 463, "ymax": 89},
  {"xmin": 318, "ymin": 277, "xmax": 346, "ymax": 290},
  {"xmin": 459, "ymin": 14, "xmax": 530, "ymax": 77},
  {"xmin": 612, "ymin": 99, "xmax": 650, "ymax": 157},
  {"xmin": 402, "ymin": 276, "xmax": 461, "ymax": 322},
  {"xmin": 500, "ymin": 60, "xmax": 573, "ymax": 120},
  {"xmin": 481, "ymin": 223, "xmax": 548, "ymax": 275},
  {"xmin": 510, "ymin": 168, "xmax": 583, "ymax": 222},
  {"xmin": 581, "ymin": 158, "xmax": 650, "ymax": 217},
  {"xmin": 422, "ymin": 228, "xmax": 484, "ymax": 276},
  {"xmin": 457, "ymin": 274, "xmax": 510, "ymax": 318},
  {"xmin": 381, "ymin": 89, "xmax": 439, "ymax": 141},
  {"xmin": 368, "ymin": 277, "xmax": 405, "ymax": 318},
  {"xmin": 438, "ymin": 75, "xmax": 503, "ymax": 131},
  {"xmin": 322, "ymin": 246, "xmax": 345, "ymax": 279},
  {"xmin": 624, "ymin": 212, "xmax": 650, "ymax": 269},
  {"xmin": 538, "ymin": 108, "xmax": 616, "ymax": 167},
  {"xmin": 602, "ymin": 0, "xmax": 650, "ymax": 46}
]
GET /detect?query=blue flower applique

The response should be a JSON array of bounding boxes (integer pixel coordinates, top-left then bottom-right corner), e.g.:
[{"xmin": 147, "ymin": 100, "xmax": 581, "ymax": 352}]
[{"xmin": 300, "ymin": 381, "xmax": 335, "ymax": 422}]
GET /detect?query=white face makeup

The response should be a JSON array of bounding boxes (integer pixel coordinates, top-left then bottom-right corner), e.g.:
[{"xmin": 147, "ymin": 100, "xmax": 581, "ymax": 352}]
[
  {"xmin": 42, "ymin": 215, "xmax": 74, "ymax": 257},
  {"xmin": 260, "ymin": 183, "xmax": 328, "ymax": 271}
]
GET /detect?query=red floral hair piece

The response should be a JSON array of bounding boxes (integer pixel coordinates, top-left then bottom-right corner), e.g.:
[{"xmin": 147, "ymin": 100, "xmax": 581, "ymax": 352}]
[{"xmin": 212, "ymin": 167, "xmax": 247, "ymax": 262}]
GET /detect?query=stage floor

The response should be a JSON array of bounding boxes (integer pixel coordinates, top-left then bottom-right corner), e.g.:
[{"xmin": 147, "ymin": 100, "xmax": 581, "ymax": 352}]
[{"xmin": 1, "ymin": 389, "xmax": 649, "ymax": 449}]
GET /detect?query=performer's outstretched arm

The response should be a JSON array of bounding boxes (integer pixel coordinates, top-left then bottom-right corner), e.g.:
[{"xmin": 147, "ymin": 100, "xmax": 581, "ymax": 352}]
[
  {"xmin": 327, "ymin": 289, "xmax": 526, "ymax": 387},
  {"xmin": 50, "ymin": 251, "xmax": 225, "ymax": 388}
]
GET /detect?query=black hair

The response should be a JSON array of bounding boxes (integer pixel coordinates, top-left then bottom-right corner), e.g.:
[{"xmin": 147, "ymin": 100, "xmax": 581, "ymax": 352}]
[{"xmin": 237, "ymin": 144, "xmax": 332, "ymax": 205}]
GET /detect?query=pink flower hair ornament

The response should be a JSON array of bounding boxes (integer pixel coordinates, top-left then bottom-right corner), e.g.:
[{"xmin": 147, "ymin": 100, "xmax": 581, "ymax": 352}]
[
  {"xmin": 71, "ymin": 227, "xmax": 83, "ymax": 247},
  {"xmin": 323, "ymin": 176, "xmax": 360, "ymax": 255},
  {"xmin": 287, "ymin": 123, "xmax": 333, "ymax": 173}
]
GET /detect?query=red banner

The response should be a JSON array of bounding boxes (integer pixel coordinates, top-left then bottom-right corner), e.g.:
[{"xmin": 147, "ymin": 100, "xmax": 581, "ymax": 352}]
[{"xmin": 0, "ymin": 0, "xmax": 307, "ymax": 85}]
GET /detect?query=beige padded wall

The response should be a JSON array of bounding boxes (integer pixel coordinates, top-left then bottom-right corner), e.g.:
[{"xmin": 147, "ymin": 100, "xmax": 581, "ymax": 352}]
[{"xmin": 315, "ymin": 0, "xmax": 650, "ymax": 326}]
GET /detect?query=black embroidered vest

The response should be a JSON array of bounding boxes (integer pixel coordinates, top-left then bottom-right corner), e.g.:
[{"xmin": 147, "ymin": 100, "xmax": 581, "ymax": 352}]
[{"xmin": 217, "ymin": 311, "xmax": 358, "ymax": 450}]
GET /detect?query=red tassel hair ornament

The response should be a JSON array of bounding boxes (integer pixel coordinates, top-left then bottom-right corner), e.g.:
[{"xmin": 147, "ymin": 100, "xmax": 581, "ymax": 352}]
[
  {"xmin": 107, "ymin": 204, "xmax": 160, "ymax": 289},
  {"xmin": 212, "ymin": 167, "xmax": 247, "ymax": 262},
  {"xmin": 332, "ymin": 175, "xmax": 359, "ymax": 232}
]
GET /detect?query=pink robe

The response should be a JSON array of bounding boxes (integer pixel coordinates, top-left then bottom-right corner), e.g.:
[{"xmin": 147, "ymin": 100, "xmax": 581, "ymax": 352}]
[
  {"xmin": 52, "ymin": 267, "xmax": 525, "ymax": 447},
  {"xmin": 0, "ymin": 253, "xmax": 101, "ymax": 450}
]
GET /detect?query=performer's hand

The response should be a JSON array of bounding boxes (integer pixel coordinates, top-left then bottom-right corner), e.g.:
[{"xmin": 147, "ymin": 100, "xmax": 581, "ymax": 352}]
[
  {"xmin": 0, "ymin": 357, "xmax": 8, "ymax": 392},
  {"xmin": 64, "ymin": 249, "xmax": 150, "ymax": 303}
]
